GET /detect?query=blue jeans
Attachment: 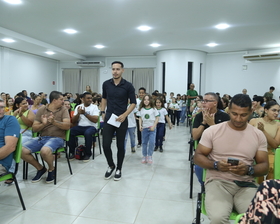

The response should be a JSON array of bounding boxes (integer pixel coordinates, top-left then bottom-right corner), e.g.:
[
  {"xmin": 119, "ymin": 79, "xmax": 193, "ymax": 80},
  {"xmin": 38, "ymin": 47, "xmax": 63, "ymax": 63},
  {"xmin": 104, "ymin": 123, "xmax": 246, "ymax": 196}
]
[
  {"xmin": 155, "ymin": 123, "xmax": 165, "ymax": 147},
  {"xmin": 69, "ymin": 126, "xmax": 97, "ymax": 157},
  {"xmin": 124, "ymin": 127, "xmax": 136, "ymax": 151},
  {"xmin": 195, "ymin": 164, "xmax": 204, "ymax": 186},
  {"xmin": 180, "ymin": 106, "xmax": 187, "ymax": 123},
  {"xmin": 142, "ymin": 128, "xmax": 156, "ymax": 156}
]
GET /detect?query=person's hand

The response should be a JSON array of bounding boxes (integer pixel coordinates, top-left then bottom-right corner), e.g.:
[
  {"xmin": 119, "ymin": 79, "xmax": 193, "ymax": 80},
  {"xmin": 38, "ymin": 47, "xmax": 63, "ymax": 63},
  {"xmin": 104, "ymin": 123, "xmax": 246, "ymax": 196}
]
[
  {"xmin": 101, "ymin": 113, "xmax": 105, "ymax": 122},
  {"xmin": 217, "ymin": 160, "xmax": 231, "ymax": 172},
  {"xmin": 41, "ymin": 114, "xmax": 48, "ymax": 125},
  {"xmin": 78, "ymin": 106, "xmax": 85, "ymax": 114},
  {"xmin": 47, "ymin": 112, "xmax": 54, "ymax": 123},
  {"xmin": 228, "ymin": 161, "xmax": 248, "ymax": 176},
  {"xmin": 202, "ymin": 108, "xmax": 215, "ymax": 126},
  {"xmin": 257, "ymin": 122, "xmax": 264, "ymax": 131},
  {"xmin": 116, "ymin": 114, "xmax": 126, "ymax": 123},
  {"xmin": 139, "ymin": 126, "xmax": 143, "ymax": 132},
  {"xmin": 169, "ymin": 123, "xmax": 172, "ymax": 129},
  {"xmin": 150, "ymin": 126, "xmax": 155, "ymax": 131}
]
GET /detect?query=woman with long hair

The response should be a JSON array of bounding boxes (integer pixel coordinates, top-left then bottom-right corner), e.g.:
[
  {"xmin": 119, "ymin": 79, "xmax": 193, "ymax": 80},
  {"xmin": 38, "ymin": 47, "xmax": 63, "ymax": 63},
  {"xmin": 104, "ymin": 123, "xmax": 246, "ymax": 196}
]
[
  {"xmin": 249, "ymin": 101, "xmax": 280, "ymax": 182},
  {"xmin": 30, "ymin": 94, "xmax": 42, "ymax": 114}
]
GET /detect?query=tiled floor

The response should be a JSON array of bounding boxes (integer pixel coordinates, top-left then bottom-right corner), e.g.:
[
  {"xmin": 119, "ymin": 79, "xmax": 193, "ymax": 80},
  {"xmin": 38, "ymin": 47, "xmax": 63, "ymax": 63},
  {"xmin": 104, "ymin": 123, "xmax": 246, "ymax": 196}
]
[{"xmin": 0, "ymin": 125, "xmax": 207, "ymax": 224}]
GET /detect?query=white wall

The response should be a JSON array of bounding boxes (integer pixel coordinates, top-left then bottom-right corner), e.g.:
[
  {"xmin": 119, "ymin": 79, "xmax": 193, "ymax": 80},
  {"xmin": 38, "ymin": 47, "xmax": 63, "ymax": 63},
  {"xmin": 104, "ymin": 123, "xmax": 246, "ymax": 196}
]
[
  {"xmin": 0, "ymin": 47, "xmax": 59, "ymax": 97},
  {"xmin": 156, "ymin": 50, "xmax": 206, "ymax": 95},
  {"xmin": 205, "ymin": 49, "xmax": 280, "ymax": 101}
]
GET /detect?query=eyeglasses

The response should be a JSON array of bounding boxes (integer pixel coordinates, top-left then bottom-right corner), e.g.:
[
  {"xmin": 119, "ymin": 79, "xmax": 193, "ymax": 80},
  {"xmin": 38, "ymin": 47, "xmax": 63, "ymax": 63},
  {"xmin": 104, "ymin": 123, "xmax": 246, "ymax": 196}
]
[{"xmin": 201, "ymin": 100, "xmax": 215, "ymax": 103}]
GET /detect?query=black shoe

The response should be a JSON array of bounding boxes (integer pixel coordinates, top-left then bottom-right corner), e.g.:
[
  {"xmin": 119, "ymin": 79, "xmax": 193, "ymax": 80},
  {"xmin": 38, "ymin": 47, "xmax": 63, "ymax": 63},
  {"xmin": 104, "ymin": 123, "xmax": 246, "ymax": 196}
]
[
  {"xmin": 159, "ymin": 147, "xmax": 163, "ymax": 152},
  {"xmin": 82, "ymin": 155, "xmax": 90, "ymax": 163},
  {"xmin": 154, "ymin": 146, "xmax": 158, "ymax": 151},
  {"xmin": 69, "ymin": 153, "xmax": 75, "ymax": 161},
  {"xmin": 104, "ymin": 166, "xmax": 115, "ymax": 179},
  {"xmin": 114, "ymin": 169, "xmax": 122, "ymax": 181},
  {"xmin": 32, "ymin": 167, "xmax": 47, "ymax": 183},
  {"xmin": 46, "ymin": 170, "xmax": 55, "ymax": 184}
]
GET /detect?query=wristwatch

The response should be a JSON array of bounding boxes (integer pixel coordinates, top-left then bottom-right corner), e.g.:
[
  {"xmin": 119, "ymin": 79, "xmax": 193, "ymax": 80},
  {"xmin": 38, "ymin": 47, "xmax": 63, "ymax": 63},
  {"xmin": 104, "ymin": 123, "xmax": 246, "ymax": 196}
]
[
  {"xmin": 100, "ymin": 111, "xmax": 105, "ymax": 116},
  {"xmin": 247, "ymin": 165, "xmax": 254, "ymax": 176},
  {"xmin": 213, "ymin": 161, "xmax": 219, "ymax": 171},
  {"xmin": 201, "ymin": 123, "xmax": 207, "ymax": 127}
]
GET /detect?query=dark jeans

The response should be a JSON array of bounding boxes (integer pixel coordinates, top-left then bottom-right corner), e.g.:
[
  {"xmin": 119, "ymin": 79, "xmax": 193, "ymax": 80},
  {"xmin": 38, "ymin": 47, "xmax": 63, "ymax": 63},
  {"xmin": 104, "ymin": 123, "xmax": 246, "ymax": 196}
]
[
  {"xmin": 136, "ymin": 118, "xmax": 142, "ymax": 145},
  {"xmin": 155, "ymin": 123, "xmax": 165, "ymax": 147},
  {"xmin": 176, "ymin": 111, "xmax": 181, "ymax": 125},
  {"xmin": 103, "ymin": 119, "xmax": 128, "ymax": 170},
  {"xmin": 69, "ymin": 126, "xmax": 97, "ymax": 157},
  {"xmin": 170, "ymin": 110, "xmax": 176, "ymax": 125}
]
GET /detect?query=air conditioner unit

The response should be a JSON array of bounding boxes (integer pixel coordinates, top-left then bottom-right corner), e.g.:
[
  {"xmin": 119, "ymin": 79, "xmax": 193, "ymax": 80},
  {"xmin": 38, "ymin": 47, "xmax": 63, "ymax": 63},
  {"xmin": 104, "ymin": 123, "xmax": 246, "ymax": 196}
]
[
  {"xmin": 75, "ymin": 61, "xmax": 105, "ymax": 67},
  {"xmin": 243, "ymin": 52, "xmax": 280, "ymax": 61}
]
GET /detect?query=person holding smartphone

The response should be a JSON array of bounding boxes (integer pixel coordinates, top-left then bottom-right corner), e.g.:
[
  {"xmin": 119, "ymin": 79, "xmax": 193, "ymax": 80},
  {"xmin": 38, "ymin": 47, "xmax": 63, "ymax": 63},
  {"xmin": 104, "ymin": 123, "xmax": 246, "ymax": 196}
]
[{"xmin": 194, "ymin": 94, "xmax": 269, "ymax": 224}]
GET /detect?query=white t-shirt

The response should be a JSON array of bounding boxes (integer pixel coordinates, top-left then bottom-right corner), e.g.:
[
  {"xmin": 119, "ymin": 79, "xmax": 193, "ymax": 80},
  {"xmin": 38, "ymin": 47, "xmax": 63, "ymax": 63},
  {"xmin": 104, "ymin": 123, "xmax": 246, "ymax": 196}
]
[
  {"xmin": 127, "ymin": 105, "xmax": 138, "ymax": 128},
  {"xmin": 139, "ymin": 107, "xmax": 159, "ymax": 128},
  {"xmin": 74, "ymin": 103, "xmax": 99, "ymax": 128},
  {"xmin": 169, "ymin": 103, "xmax": 179, "ymax": 110},
  {"xmin": 157, "ymin": 108, "xmax": 168, "ymax": 123},
  {"xmin": 136, "ymin": 98, "xmax": 142, "ymax": 116}
]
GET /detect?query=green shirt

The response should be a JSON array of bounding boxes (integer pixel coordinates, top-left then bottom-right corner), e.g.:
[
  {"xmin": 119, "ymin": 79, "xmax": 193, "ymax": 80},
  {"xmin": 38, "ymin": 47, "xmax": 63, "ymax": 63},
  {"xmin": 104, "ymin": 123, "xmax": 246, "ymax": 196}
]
[
  {"xmin": 264, "ymin": 92, "xmax": 273, "ymax": 100},
  {"xmin": 187, "ymin": 89, "xmax": 198, "ymax": 106}
]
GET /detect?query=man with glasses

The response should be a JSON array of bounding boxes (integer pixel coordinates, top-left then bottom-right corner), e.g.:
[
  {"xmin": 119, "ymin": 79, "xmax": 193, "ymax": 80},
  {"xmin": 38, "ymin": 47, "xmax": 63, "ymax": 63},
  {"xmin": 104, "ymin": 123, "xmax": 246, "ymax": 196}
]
[
  {"xmin": 192, "ymin": 92, "xmax": 230, "ymax": 185},
  {"xmin": 0, "ymin": 99, "xmax": 20, "ymax": 176}
]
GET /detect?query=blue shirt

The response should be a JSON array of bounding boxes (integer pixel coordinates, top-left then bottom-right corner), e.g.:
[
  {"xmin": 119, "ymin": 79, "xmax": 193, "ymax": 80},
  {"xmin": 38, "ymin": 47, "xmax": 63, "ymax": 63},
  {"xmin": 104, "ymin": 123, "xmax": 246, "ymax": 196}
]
[
  {"xmin": 0, "ymin": 115, "xmax": 20, "ymax": 171},
  {"xmin": 102, "ymin": 78, "xmax": 136, "ymax": 120}
]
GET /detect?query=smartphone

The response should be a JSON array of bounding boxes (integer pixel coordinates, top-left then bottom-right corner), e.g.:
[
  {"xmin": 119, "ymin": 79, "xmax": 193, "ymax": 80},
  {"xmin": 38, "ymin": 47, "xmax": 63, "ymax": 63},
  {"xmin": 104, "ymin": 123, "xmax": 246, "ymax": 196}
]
[{"xmin": 227, "ymin": 157, "xmax": 239, "ymax": 166}]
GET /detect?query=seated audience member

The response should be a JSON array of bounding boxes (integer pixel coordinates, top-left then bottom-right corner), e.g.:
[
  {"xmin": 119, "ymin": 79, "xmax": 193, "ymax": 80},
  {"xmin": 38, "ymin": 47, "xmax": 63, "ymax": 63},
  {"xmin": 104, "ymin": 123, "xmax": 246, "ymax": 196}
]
[
  {"xmin": 192, "ymin": 92, "xmax": 230, "ymax": 185},
  {"xmin": 242, "ymin": 88, "xmax": 248, "ymax": 95},
  {"xmin": 7, "ymin": 97, "xmax": 35, "ymax": 144},
  {"xmin": 73, "ymin": 93, "xmax": 82, "ymax": 106},
  {"xmin": 1, "ymin": 92, "xmax": 7, "ymax": 106},
  {"xmin": 238, "ymin": 179, "xmax": 280, "ymax": 223},
  {"xmin": 194, "ymin": 94, "xmax": 269, "ymax": 224},
  {"xmin": 66, "ymin": 92, "xmax": 74, "ymax": 103},
  {"xmin": 191, "ymin": 98, "xmax": 203, "ymax": 118},
  {"xmin": 21, "ymin": 91, "xmax": 70, "ymax": 183},
  {"xmin": 22, "ymin": 90, "xmax": 33, "ymax": 105},
  {"xmin": 263, "ymin": 86, "xmax": 275, "ymax": 101},
  {"xmin": 251, "ymin": 96, "xmax": 264, "ymax": 119},
  {"xmin": 39, "ymin": 92, "xmax": 48, "ymax": 105},
  {"xmin": 189, "ymin": 95, "xmax": 203, "ymax": 114},
  {"xmin": 221, "ymin": 97, "xmax": 229, "ymax": 113},
  {"xmin": 64, "ymin": 100, "xmax": 74, "ymax": 120},
  {"xmin": 249, "ymin": 101, "xmax": 280, "ymax": 183},
  {"xmin": 5, "ymin": 97, "xmax": 14, "ymax": 113},
  {"xmin": 0, "ymin": 99, "xmax": 20, "ymax": 176},
  {"xmin": 30, "ymin": 94, "xmax": 42, "ymax": 115},
  {"xmin": 69, "ymin": 92, "xmax": 99, "ymax": 162}
]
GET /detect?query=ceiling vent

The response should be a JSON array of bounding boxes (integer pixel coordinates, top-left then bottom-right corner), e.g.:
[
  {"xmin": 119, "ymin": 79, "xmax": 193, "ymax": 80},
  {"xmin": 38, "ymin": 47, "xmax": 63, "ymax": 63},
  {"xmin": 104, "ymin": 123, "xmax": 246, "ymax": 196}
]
[
  {"xmin": 75, "ymin": 61, "xmax": 105, "ymax": 67},
  {"xmin": 243, "ymin": 52, "xmax": 280, "ymax": 61}
]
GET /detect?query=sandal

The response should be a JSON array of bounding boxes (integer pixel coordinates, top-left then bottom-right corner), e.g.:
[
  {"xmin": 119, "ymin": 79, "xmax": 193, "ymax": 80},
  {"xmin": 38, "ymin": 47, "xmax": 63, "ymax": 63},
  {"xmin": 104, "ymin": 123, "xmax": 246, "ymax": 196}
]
[{"xmin": 5, "ymin": 178, "xmax": 14, "ymax": 184}]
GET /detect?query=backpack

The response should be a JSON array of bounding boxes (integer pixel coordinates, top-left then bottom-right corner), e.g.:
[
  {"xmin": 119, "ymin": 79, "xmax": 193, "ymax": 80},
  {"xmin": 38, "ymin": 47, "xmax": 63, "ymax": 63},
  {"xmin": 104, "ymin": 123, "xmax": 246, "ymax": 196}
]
[{"xmin": 75, "ymin": 145, "xmax": 85, "ymax": 160}]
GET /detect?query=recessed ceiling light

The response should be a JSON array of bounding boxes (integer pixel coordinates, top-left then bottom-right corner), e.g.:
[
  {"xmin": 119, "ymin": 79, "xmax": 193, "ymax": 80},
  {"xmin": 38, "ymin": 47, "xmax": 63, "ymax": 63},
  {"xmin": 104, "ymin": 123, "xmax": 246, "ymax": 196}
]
[
  {"xmin": 207, "ymin": 43, "xmax": 218, "ymax": 47},
  {"xmin": 94, "ymin": 45, "xmax": 105, "ymax": 49},
  {"xmin": 215, "ymin": 23, "xmax": 230, "ymax": 29},
  {"xmin": 63, "ymin": 29, "xmax": 77, "ymax": 34},
  {"xmin": 2, "ymin": 38, "xmax": 15, "ymax": 43},
  {"xmin": 45, "ymin": 51, "xmax": 55, "ymax": 55},
  {"xmin": 137, "ymin": 25, "xmax": 152, "ymax": 31},
  {"xmin": 3, "ymin": 0, "xmax": 22, "ymax": 4},
  {"xmin": 150, "ymin": 43, "xmax": 161, "ymax": 48}
]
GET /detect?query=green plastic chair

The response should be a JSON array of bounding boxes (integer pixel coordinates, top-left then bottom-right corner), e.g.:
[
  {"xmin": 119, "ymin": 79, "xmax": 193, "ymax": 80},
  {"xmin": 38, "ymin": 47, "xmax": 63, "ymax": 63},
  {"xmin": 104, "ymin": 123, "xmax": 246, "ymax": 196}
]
[
  {"xmin": 75, "ymin": 115, "xmax": 102, "ymax": 159},
  {"xmin": 70, "ymin": 103, "xmax": 76, "ymax": 111},
  {"xmin": 195, "ymin": 169, "xmax": 240, "ymax": 224},
  {"xmin": 274, "ymin": 147, "xmax": 280, "ymax": 179},
  {"xmin": 0, "ymin": 134, "xmax": 26, "ymax": 210},
  {"xmin": 23, "ymin": 130, "xmax": 73, "ymax": 185},
  {"xmin": 235, "ymin": 213, "xmax": 245, "ymax": 223}
]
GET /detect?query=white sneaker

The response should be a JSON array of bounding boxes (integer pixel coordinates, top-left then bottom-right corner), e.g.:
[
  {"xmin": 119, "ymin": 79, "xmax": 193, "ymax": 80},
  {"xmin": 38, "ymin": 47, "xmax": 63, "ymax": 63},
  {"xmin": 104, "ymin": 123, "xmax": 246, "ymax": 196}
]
[
  {"xmin": 147, "ymin": 156, "xmax": 153, "ymax": 164},
  {"xmin": 141, "ymin": 156, "xmax": 146, "ymax": 164}
]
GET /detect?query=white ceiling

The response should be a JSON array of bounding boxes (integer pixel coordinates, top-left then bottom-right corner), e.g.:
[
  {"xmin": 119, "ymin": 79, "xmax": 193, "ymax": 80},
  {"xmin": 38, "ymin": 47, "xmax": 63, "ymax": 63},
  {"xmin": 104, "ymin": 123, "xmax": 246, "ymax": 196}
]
[{"xmin": 0, "ymin": 0, "xmax": 280, "ymax": 61}]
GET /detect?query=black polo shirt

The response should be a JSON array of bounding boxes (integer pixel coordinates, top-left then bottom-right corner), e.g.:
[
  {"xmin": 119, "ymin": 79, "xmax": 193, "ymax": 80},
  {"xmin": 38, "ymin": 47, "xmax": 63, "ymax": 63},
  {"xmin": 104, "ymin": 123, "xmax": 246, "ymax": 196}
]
[
  {"xmin": 102, "ymin": 78, "xmax": 136, "ymax": 120},
  {"xmin": 193, "ymin": 110, "xmax": 230, "ymax": 129}
]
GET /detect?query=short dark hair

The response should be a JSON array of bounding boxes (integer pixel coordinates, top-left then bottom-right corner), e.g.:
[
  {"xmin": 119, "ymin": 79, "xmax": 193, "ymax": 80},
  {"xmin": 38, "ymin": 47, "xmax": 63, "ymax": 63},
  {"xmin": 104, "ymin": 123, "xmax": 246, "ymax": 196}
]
[
  {"xmin": 82, "ymin": 92, "xmax": 92, "ymax": 98},
  {"xmin": 229, "ymin": 94, "xmax": 252, "ymax": 110},
  {"xmin": 49, "ymin": 91, "xmax": 62, "ymax": 103},
  {"xmin": 152, "ymin": 91, "xmax": 158, "ymax": 97},
  {"xmin": 13, "ymin": 97, "xmax": 25, "ymax": 112},
  {"xmin": 204, "ymin": 92, "xmax": 218, "ymax": 102},
  {"xmin": 139, "ymin": 87, "xmax": 146, "ymax": 93},
  {"xmin": 111, "ymin": 61, "xmax": 124, "ymax": 68},
  {"xmin": 270, "ymin": 86, "xmax": 275, "ymax": 90},
  {"xmin": 253, "ymin": 96, "xmax": 264, "ymax": 105},
  {"xmin": 16, "ymin": 92, "xmax": 25, "ymax": 98}
]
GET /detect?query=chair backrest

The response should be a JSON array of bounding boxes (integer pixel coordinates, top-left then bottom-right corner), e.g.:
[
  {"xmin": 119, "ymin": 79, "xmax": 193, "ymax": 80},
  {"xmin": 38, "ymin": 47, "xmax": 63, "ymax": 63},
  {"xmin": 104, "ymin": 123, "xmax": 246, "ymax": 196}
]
[
  {"xmin": 65, "ymin": 129, "xmax": 70, "ymax": 141},
  {"xmin": 14, "ymin": 134, "xmax": 22, "ymax": 164},
  {"xmin": 274, "ymin": 148, "xmax": 280, "ymax": 179},
  {"xmin": 70, "ymin": 103, "xmax": 76, "ymax": 111},
  {"xmin": 97, "ymin": 115, "xmax": 101, "ymax": 130}
]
